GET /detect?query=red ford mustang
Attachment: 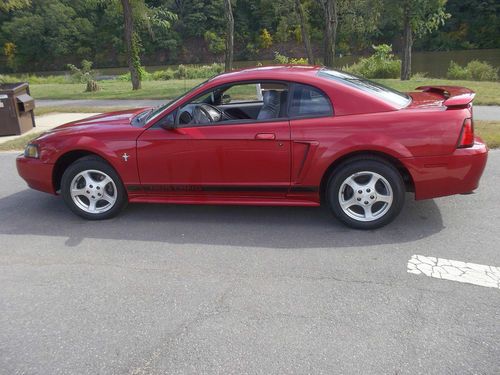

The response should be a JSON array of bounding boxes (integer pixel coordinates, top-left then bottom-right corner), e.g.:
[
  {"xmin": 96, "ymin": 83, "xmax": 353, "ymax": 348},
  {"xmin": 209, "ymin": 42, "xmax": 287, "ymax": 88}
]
[{"xmin": 17, "ymin": 66, "xmax": 488, "ymax": 229}]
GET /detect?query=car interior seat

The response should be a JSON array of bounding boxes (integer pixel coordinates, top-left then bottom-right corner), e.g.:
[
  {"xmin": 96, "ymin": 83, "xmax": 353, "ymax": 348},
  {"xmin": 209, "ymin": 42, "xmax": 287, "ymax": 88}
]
[{"xmin": 257, "ymin": 90, "xmax": 281, "ymax": 120}]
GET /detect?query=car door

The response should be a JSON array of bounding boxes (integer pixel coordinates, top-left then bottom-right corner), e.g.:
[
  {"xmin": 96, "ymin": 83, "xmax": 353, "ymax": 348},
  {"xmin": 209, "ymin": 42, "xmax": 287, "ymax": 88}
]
[{"xmin": 136, "ymin": 84, "xmax": 291, "ymax": 200}]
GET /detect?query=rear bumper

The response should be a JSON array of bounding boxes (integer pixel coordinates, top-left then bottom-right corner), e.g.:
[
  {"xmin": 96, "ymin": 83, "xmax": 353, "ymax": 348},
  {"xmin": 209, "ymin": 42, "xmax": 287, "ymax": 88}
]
[
  {"xmin": 16, "ymin": 155, "xmax": 56, "ymax": 194},
  {"xmin": 403, "ymin": 139, "xmax": 488, "ymax": 200}
]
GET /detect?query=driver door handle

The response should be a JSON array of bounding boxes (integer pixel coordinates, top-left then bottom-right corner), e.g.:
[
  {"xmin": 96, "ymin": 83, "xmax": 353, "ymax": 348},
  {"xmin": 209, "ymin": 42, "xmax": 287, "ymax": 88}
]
[{"xmin": 255, "ymin": 133, "xmax": 276, "ymax": 140}]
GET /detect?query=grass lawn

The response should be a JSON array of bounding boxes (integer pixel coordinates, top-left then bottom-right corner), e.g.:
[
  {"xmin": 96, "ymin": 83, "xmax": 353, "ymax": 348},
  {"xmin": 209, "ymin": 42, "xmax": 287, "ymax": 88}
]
[
  {"xmin": 476, "ymin": 121, "xmax": 500, "ymax": 148},
  {"xmin": 34, "ymin": 106, "xmax": 127, "ymax": 116},
  {"xmin": 0, "ymin": 131, "xmax": 44, "ymax": 151},
  {"xmin": 1, "ymin": 120, "xmax": 498, "ymax": 152},
  {"xmin": 30, "ymin": 79, "xmax": 204, "ymax": 101},
  {"xmin": 29, "ymin": 78, "xmax": 500, "ymax": 105}
]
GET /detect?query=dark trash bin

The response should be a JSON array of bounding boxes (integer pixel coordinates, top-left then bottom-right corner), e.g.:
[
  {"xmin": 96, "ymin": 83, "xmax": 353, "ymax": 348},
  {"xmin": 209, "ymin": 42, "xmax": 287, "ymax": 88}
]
[{"xmin": 0, "ymin": 82, "xmax": 36, "ymax": 136}]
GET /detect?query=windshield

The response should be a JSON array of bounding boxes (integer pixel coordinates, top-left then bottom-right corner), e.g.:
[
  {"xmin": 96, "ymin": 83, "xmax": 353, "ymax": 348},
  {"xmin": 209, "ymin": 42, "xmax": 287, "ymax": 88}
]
[
  {"xmin": 317, "ymin": 69, "xmax": 411, "ymax": 108},
  {"xmin": 131, "ymin": 79, "xmax": 211, "ymax": 127}
]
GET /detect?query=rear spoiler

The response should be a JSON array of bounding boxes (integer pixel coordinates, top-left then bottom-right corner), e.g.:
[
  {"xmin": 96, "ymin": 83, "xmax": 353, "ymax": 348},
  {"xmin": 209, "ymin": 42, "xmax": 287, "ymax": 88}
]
[{"xmin": 416, "ymin": 85, "xmax": 476, "ymax": 107}]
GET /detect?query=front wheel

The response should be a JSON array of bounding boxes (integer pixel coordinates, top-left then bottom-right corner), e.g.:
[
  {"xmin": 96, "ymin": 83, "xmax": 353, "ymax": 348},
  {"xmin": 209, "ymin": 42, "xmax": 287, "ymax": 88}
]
[
  {"xmin": 61, "ymin": 157, "xmax": 127, "ymax": 220},
  {"xmin": 327, "ymin": 158, "xmax": 405, "ymax": 229}
]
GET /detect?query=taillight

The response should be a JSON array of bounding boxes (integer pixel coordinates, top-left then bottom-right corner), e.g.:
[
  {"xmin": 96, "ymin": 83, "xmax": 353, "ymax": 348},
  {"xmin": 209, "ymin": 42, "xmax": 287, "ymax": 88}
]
[{"xmin": 457, "ymin": 118, "xmax": 474, "ymax": 148}]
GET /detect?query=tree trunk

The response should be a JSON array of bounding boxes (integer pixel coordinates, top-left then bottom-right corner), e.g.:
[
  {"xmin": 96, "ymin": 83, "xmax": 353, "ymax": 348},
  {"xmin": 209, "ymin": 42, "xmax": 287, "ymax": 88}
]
[
  {"xmin": 121, "ymin": 0, "xmax": 141, "ymax": 90},
  {"xmin": 322, "ymin": 0, "xmax": 338, "ymax": 68},
  {"xmin": 224, "ymin": 0, "xmax": 234, "ymax": 72},
  {"xmin": 86, "ymin": 80, "xmax": 99, "ymax": 92},
  {"xmin": 295, "ymin": 0, "xmax": 314, "ymax": 64},
  {"xmin": 401, "ymin": 4, "xmax": 412, "ymax": 80}
]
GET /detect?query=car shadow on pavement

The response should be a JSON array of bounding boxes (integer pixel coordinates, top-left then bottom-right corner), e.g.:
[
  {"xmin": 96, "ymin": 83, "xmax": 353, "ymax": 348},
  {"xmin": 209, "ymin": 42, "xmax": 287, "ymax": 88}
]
[{"xmin": 0, "ymin": 189, "xmax": 443, "ymax": 249}]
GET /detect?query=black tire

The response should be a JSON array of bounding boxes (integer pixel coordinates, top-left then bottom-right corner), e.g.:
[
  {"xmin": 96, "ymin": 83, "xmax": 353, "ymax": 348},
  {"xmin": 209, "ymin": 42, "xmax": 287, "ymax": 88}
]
[
  {"xmin": 326, "ymin": 157, "xmax": 405, "ymax": 229},
  {"xmin": 61, "ymin": 156, "xmax": 127, "ymax": 220}
]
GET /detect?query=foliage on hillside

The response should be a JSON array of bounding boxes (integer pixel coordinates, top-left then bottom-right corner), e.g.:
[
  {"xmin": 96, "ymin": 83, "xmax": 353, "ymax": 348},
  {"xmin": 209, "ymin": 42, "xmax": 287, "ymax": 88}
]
[{"xmin": 0, "ymin": 0, "xmax": 498, "ymax": 73}]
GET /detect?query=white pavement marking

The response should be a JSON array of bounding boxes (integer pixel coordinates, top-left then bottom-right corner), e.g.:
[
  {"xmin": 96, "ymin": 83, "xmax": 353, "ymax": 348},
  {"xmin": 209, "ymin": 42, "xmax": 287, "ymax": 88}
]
[{"xmin": 408, "ymin": 254, "xmax": 500, "ymax": 290}]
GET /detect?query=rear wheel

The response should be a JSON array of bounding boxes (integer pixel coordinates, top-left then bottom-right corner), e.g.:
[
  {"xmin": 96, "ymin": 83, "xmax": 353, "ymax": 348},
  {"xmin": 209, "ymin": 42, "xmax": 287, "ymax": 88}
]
[
  {"xmin": 326, "ymin": 158, "xmax": 405, "ymax": 229},
  {"xmin": 61, "ymin": 157, "xmax": 127, "ymax": 220}
]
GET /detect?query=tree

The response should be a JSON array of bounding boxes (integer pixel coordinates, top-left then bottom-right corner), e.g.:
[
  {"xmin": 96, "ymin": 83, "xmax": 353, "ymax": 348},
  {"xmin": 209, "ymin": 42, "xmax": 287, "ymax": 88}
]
[
  {"xmin": 319, "ymin": 0, "xmax": 338, "ymax": 68},
  {"xmin": 336, "ymin": 0, "xmax": 382, "ymax": 53},
  {"xmin": 1, "ymin": 0, "xmax": 95, "ymax": 71},
  {"xmin": 295, "ymin": 0, "xmax": 314, "ymax": 64},
  {"xmin": 392, "ymin": 0, "xmax": 450, "ymax": 80},
  {"xmin": 0, "ymin": 0, "xmax": 30, "ymax": 12},
  {"xmin": 120, "ymin": 0, "xmax": 141, "ymax": 90},
  {"xmin": 223, "ymin": 0, "xmax": 234, "ymax": 72},
  {"xmin": 417, "ymin": 0, "xmax": 500, "ymax": 50}
]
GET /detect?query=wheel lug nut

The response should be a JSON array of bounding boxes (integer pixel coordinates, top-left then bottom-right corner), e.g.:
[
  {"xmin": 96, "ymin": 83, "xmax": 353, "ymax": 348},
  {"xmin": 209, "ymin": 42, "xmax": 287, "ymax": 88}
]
[
  {"xmin": 357, "ymin": 198, "xmax": 361, "ymax": 201},
  {"xmin": 364, "ymin": 201, "xmax": 369, "ymax": 204},
  {"xmin": 89, "ymin": 185, "xmax": 93, "ymax": 188},
  {"xmin": 358, "ymin": 190, "xmax": 362, "ymax": 194},
  {"xmin": 97, "ymin": 186, "xmax": 100, "ymax": 190},
  {"xmin": 367, "ymin": 189, "xmax": 371, "ymax": 193},
  {"xmin": 370, "ymin": 195, "xmax": 374, "ymax": 199}
]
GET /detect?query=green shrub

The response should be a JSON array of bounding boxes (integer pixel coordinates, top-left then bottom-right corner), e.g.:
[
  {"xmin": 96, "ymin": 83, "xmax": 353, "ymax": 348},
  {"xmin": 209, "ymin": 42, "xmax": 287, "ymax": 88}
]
[
  {"xmin": 466, "ymin": 60, "xmax": 498, "ymax": 81},
  {"xmin": 151, "ymin": 69, "xmax": 175, "ymax": 81},
  {"xmin": 446, "ymin": 61, "xmax": 469, "ymax": 80},
  {"xmin": 344, "ymin": 44, "xmax": 401, "ymax": 79},
  {"xmin": 116, "ymin": 67, "xmax": 153, "ymax": 82},
  {"xmin": 116, "ymin": 73, "xmax": 130, "ymax": 82},
  {"xmin": 173, "ymin": 63, "xmax": 223, "ymax": 79},
  {"xmin": 67, "ymin": 60, "xmax": 97, "ymax": 84},
  {"xmin": 447, "ymin": 60, "xmax": 498, "ymax": 81},
  {"xmin": 273, "ymin": 52, "xmax": 308, "ymax": 65},
  {"xmin": 174, "ymin": 64, "xmax": 188, "ymax": 79}
]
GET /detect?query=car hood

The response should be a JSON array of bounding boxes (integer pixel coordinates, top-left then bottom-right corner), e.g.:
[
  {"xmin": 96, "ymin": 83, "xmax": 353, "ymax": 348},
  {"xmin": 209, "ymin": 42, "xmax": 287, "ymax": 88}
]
[{"xmin": 54, "ymin": 107, "xmax": 151, "ymax": 130}]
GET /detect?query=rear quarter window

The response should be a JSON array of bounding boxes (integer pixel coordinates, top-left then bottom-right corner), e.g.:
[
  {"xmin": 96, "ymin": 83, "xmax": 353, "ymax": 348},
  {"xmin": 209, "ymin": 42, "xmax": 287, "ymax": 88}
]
[{"xmin": 290, "ymin": 83, "xmax": 333, "ymax": 118}]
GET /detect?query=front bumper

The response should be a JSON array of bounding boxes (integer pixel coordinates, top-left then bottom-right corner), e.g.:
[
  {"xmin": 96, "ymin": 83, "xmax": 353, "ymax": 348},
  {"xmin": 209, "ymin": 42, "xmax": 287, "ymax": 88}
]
[
  {"xmin": 16, "ymin": 155, "xmax": 56, "ymax": 194},
  {"xmin": 403, "ymin": 139, "xmax": 488, "ymax": 200}
]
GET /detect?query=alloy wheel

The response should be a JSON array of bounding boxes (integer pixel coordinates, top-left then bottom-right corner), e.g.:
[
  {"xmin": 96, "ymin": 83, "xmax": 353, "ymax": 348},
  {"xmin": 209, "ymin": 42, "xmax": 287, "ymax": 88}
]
[
  {"xmin": 338, "ymin": 171, "xmax": 393, "ymax": 222},
  {"xmin": 70, "ymin": 169, "xmax": 117, "ymax": 214}
]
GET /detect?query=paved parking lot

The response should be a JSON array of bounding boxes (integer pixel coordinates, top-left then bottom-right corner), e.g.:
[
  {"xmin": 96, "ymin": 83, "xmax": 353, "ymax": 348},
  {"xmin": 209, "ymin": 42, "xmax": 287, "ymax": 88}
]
[{"xmin": 0, "ymin": 151, "xmax": 499, "ymax": 374}]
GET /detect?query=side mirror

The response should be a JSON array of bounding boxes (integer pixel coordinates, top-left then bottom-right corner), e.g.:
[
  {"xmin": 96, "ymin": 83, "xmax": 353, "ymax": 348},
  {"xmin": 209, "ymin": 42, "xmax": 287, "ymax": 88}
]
[
  {"xmin": 158, "ymin": 112, "xmax": 177, "ymax": 130},
  {"xmin": 160, "ymin": 121, "xmax": 176, "ymax": 130}
]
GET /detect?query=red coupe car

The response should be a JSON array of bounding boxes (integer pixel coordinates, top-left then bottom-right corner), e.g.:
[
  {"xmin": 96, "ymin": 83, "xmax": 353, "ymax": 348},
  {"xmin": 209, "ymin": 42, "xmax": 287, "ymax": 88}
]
[{"xmin": 17, "ymin": 66, "xmax": 488, "ymax": 229}]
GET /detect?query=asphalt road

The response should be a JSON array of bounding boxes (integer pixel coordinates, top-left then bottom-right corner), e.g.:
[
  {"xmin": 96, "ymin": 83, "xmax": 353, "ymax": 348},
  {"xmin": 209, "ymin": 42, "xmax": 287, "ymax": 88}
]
[
  {"xmin": 36, "ymin": 100, "xmax": 500, "ymax": 121},
  {"xmin": 1, "ymin": 151, "xmax": 499, "ymax": 375}
]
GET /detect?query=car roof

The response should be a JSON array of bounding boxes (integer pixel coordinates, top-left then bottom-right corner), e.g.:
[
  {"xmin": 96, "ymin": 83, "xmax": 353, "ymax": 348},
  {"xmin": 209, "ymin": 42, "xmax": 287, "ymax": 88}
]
[{"xmin": 209, "ymin": 65, "xmax": 323, "ymax": 84}]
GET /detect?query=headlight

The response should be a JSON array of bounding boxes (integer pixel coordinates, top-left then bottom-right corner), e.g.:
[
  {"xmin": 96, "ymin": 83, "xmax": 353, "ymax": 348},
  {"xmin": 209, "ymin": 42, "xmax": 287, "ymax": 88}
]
[{"xmin": 24, "ymin": 144, "xmax": 39, "ymax": 158}]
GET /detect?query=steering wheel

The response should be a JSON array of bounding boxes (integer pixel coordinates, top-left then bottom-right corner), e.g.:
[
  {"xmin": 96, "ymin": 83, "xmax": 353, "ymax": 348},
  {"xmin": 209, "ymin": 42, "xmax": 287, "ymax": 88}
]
[{"xmin": 192, "ymin": 104, "xmax": 235, "ymax": 124}]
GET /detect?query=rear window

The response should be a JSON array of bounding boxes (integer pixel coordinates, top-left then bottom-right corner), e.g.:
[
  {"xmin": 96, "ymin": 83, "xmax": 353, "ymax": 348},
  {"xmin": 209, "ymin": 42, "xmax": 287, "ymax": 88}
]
[{"xmin": 317, "ymin": 69, "xmax": 411, "ymax": 108}]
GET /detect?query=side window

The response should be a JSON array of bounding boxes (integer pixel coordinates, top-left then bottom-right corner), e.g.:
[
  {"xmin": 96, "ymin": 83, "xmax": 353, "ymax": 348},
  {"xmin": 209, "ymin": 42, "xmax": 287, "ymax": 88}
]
[
  {"xmin": 223, "ymin": 83, "xmax": 261, "ymax": 103},
  {"xmin": 176, "ymin": 81, "xmax": 289, "ymax": 126},
  {"xmin": 290, "ymin": 84, "xmax": 333, "ymax": 118}
]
